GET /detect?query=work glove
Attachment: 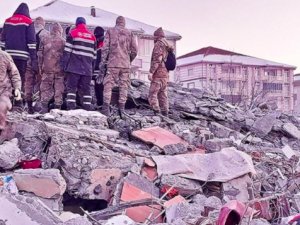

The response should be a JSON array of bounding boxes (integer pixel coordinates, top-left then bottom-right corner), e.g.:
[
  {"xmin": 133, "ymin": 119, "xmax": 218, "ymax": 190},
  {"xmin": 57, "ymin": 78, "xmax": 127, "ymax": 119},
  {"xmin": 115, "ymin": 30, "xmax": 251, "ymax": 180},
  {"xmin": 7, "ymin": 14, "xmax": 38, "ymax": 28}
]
[
  {"xmin": 14, "ymin": 89, "xmax": 22, "ymax": 101},
  {"xmin": 148, "ymin": 73, "xmax": 153, "ymax": 81},
  {"xmin": 31, "ymin": 59, "xmax": 39, "ymax": 73}
]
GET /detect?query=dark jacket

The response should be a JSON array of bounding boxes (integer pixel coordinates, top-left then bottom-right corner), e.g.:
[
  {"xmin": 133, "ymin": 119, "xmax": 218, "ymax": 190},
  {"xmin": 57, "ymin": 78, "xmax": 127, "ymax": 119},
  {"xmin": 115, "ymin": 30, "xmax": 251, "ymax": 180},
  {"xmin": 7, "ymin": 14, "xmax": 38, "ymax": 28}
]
[
  {"xmin": 0, "ymin": 3, "xmax": 37, "ymax": 61},
  {"xmin": 62, "ymin": 24, "xmax": 96, "ymax": 76}
]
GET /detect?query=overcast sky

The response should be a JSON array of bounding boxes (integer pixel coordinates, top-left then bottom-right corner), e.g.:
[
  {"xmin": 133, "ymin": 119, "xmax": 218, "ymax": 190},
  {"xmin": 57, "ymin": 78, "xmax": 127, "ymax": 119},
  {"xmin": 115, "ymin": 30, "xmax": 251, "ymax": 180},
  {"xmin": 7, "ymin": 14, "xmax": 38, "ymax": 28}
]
[{"xmin": 1, "ymin": 0, "xmax": 300, "ymax": 72}]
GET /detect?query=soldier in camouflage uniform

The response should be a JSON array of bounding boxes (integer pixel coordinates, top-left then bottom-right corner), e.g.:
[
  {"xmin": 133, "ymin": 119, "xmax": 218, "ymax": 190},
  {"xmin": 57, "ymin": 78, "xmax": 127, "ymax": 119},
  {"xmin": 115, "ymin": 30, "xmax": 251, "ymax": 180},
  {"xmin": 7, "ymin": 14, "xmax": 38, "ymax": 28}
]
[
  {"xmin": 98, "ymin": 16, "xmax": 138, "ymax": 116},
  {"xmin": 148, "ymin": 27, "xmax": 171, "ymax": 116},
  {"xmin": 38, "ymin": 23, "xmax": 65, "ymax": 113},
  {"xmin": 0, "ymin": 49, "xmax": 22, "ymax": 129},
  {"xmin": 24, "ymin": 17, "xmax": 49, "ymax": 113}
]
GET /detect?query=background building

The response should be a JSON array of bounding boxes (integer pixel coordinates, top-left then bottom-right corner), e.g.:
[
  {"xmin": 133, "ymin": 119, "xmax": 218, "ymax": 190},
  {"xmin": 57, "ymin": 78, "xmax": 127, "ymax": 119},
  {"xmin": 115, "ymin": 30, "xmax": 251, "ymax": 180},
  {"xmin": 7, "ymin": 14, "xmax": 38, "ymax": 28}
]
[
  {"xmin": 175, "ymin": 46, "xmax": 296, "ymax": 112},
  {"xmin": 30, "ymin": 0, "xmax": 181, "ymax": 82},
  {"xmin": 293, "ymin": 74, "xmax": 300, "ymax": 114}
]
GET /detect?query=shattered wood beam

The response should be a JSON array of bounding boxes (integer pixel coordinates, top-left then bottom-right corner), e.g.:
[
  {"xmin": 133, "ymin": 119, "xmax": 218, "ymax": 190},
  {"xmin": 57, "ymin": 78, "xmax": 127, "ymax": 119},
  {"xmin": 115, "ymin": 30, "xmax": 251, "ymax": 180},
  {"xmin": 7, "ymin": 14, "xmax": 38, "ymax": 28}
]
[{"xmin": 90, "ymin": 198, "xmax": 163, "ymax": 220}]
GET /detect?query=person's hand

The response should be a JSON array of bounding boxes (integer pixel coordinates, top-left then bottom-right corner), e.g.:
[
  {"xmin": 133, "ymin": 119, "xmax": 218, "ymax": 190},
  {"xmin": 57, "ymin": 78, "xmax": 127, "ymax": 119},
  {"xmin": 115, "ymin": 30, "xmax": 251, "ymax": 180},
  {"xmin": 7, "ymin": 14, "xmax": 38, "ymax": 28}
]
[
  {"xmin": 148, "ymin": 73, "xmax": 153, "ymax": 81},
  {"xmin": 14, "ymin": 89, "xmax": 22, "ymax": 101}
]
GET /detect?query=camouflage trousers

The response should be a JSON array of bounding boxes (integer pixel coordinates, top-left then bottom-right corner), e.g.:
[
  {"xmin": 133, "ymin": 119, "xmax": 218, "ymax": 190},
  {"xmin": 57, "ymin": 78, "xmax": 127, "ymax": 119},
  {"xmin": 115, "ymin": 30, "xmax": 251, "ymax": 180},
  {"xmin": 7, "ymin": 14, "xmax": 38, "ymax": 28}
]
[
  {"xmin": 148, "ymin": 77, "xmax": 169, "ymax": 112},
  {"xmin": 40, "ymin": 72, "xmax": 65, "ymax": 105},
  {"xmin": 24, "ymin": 60, "xmax": 41, "ymax": 102},
  {"xmin": 103, "ymin": 68, "xmax": 130, "ymax": 105},
  {"xmin": 0, "ymin": 94, "xmax": 12, "ymax": 129}
]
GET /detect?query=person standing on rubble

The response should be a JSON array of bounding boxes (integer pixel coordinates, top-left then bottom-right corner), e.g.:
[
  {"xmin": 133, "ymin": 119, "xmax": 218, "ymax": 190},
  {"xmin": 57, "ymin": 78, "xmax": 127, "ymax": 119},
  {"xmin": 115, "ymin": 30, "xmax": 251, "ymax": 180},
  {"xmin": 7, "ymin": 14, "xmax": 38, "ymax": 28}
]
[
  {"xmin": 62, "ymin": 17, "xmax": 96, "ymax": 111},
  {"xmin": 92, "ymin": 26, "xmax": 105, "ymax": 107},
  {"xmin": 148, "ymin": 27, "xmax": 172, "ymax": 116},
  {"xmin": 97, "ymin": 16, "xmax": 138, "ymax": 117},
  {"xmin": 24, "ymin": 16, "xmax": 50, "ymax": 113},
  {"xmin": 0, "ymin": 49, "xmax": 22, "ymax": 130},
  {"xmin": 38, "ymin": 22, "xmax": 65, "ymax": 113},
  {"xmin": 0, "ymin": 3, "xmax": 38, "ymax": 109}
]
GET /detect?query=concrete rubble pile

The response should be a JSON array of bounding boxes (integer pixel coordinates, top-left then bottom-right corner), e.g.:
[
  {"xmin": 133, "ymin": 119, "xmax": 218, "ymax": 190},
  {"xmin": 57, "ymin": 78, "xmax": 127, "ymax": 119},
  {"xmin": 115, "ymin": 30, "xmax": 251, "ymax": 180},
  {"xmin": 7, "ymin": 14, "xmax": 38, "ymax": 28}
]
[{"xmin": 1, "ymin": 79, "xmax": 300, "ymax": 224}]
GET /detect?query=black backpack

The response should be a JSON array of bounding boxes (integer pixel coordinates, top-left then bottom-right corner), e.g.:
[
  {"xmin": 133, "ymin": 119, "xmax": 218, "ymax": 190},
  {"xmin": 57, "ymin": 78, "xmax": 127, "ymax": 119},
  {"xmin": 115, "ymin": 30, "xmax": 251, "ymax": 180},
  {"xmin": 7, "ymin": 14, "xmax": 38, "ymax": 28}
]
[{"xmin": 164, "ymin": 49, "xmax": 176, "ymax": 71}]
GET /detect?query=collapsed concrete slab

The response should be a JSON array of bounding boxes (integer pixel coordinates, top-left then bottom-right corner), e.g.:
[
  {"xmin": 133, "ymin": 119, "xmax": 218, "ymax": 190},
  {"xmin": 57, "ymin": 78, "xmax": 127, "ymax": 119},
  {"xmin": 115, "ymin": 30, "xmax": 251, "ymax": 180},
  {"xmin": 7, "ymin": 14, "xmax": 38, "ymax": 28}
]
[
  {"xmin": 13, "ymin": 169, "xmax": 66, "ymax": 198},
  {"xmin": 152, "ymin": 148, "xmax": 256, "ymax": 182},
  {"xmin": 0, "ymin": 193, "xmax": 63, "ymax": 225}
]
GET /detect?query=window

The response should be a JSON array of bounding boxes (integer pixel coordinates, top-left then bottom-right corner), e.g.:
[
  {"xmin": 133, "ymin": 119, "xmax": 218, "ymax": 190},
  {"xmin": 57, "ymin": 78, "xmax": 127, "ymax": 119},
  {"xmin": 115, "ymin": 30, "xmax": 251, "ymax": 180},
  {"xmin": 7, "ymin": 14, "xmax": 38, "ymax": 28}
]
[
  {"xmin": 264, "ymin": 69, "xmax": 276, "ymax": 76},
  {"xmin": 222, "ymin": 65, "xmax": 235, "ymax": 74},
  {"xmin": 188, "ymin": 69, "xmax": 193, "ymax": 76},
  {"xmin": 222, "ymin": 80, "xmax": 236, "ymax": 89},
  {"xmin": 187, "ymin": 82, "xmax": 195, "ymax": 89},
  {"xmin": 262, "ymin": 83, "xmax": 282, "ymax": 92}
]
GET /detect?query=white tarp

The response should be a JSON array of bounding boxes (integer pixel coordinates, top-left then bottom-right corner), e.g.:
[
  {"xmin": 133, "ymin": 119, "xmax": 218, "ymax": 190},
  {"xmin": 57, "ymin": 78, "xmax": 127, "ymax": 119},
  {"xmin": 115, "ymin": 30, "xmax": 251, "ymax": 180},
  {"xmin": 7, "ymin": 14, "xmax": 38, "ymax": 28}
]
[{"xmin": 152, "ymin": 147, "xmax": 256, "ymax": 182}]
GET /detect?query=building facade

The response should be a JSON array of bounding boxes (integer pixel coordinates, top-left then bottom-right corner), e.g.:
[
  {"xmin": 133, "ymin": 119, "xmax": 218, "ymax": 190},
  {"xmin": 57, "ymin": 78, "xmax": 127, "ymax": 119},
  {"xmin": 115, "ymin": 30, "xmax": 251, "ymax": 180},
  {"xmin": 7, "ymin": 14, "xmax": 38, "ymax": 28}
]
[
  {"xmin": 293, "ymin": 74, "xmax": 300, "ymax": 114},
  {"xmin": 175, "ymin": 47, "xmax": 296, "ymax": 112},
  {"xmin": 30, "ymin": 0, "xmax": 181, "ymax": 82}
]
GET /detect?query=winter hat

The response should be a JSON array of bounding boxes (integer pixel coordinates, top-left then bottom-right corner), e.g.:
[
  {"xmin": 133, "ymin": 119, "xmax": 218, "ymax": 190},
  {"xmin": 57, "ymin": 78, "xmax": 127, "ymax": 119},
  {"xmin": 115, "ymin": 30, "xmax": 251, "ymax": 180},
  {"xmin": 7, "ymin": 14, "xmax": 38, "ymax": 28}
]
[
  {"xmin": 76, "ymin": 17, "xmax": 86, "ymax": 26},
  {"xmin": 51, "ymin": 22, "xmax": 63, "ymax": 35},
  {"xmin": 116, "ymin": 16, "xmax": 125, "ymax": 27},
  {"xmin": 154, "ymin": 27, "xmax": 165, "ymax": 38},
  {"xmin": 35, "ymin": 17, "xmax": 45, "ymax": 27},
  {"xmin": 94, "ymin": 26, "xmax": 105, "ymax": 38}
]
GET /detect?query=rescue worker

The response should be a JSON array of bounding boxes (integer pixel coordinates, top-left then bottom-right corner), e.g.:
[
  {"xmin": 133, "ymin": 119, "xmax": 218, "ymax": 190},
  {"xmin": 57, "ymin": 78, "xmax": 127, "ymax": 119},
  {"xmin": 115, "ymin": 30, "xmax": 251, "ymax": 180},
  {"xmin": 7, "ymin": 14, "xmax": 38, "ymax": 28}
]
[
  {"xmin": 38, "ymin": 22, "xmax": 65, "ymax": 113},
  {"xmin": 62, "ymin": 17, "xmax": 96, "ymax": 111},
  {"xmin": 0, "ymin": 49, "xmax": 22, "ymax": 130},
  {"xmin": 0, "ymin": 3, "xmax": 38, "ymax": 108},
  {"xmin": 24, "ymin": 16, "xmax": 49, "ymax": 113},
  {"xmin": 97, "ymin": 16, "xmax": 138, "ymax": 116},
  {"xmin": 148, "ymin": 27, "xmax": 171, "ymax": 116},
  {"xmin": 93, "ymin": 26, "xmax": 105, "ymax": 106}
]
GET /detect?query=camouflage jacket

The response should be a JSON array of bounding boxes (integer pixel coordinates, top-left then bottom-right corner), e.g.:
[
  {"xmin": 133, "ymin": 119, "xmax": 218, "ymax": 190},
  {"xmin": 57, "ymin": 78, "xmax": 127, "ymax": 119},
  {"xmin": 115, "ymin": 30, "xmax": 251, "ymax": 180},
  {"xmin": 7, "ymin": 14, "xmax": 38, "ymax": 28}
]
[
  {"xmin": 0, "ymin": 50, "xmax": 21, "ymax": 97},
  {"xmin": 150, "ymin": 38, "xmax": 170, "ymax": 79},
  {"xmin": 101, "ymin": 24, "xmax": 138, "ymax": 69},
  {"xmin": 39, "ymin": 28, "xmax": 65, "ymax": 73}
]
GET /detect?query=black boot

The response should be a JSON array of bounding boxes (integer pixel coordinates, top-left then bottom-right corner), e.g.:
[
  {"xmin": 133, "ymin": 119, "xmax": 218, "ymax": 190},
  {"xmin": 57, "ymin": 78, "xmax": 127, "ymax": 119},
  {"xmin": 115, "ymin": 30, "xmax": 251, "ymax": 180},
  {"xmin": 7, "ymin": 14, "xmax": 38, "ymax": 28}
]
[
  {"xmin": 102, "ymin": 103, "xmax": 110, "ymax": 117},
  {"xmin": 27, "ymin": 101, "xmax": 34, "ymax": 114},
  {"xmin": 66, "ymin": 93, "xmax": 77, "ymax": 110}
]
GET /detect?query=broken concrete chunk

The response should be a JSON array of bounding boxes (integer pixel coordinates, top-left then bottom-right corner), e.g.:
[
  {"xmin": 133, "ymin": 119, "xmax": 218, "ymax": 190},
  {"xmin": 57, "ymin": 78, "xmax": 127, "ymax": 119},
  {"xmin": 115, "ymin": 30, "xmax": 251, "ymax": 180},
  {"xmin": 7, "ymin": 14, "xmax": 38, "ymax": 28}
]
[
  {"xmin": 281, "ymin": 145, "xmax": 296, "ymax": 159},
  {"xmin": 0, "ymin": 138, "xmax": 23, "ymax": 169},
  {"xmin": 204, "ymin": 138, "xmax": 234, "ymax": 152},
  {"xmin": 165, "ymin": 202, "xmax": 203, "ymax": 224},
  {"xmin": 282, "ymin": 122, "xmax": 300, "ymax": 139},
  {"xmin": 249, "ymin": 218, "xmax": 271, "ymax": 225},
  {"xmin": 223, "ymin": 174, "xmax": 253, "ymax": 203},
  {"xmin": 63, "ymin": 216, "xmax": 92, "ymax": 225},
  {"xmin": 163, "ymin": 143, "xmax": 188, "ymax": 155},
  {"xmin": 204, "ymin": 196, "xmax": 222, "ymax": 210},
  {"xmin": 104, "ymin": 215, "xmax": 136, "ymax": 225},
  {"xmin": 252, "ymin": 113, "xmax": 278, "ymax": 136},
  {"xmin": 209, "ymin": 122, "xmax": 234, "ymax": 138},
  {"xmin": 161, "ymin": 174, "xmax": 202, "ymax": 197},
  {"xmin": 13, "ymin": 169, "xmax": 67, "ymax": 198}
]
